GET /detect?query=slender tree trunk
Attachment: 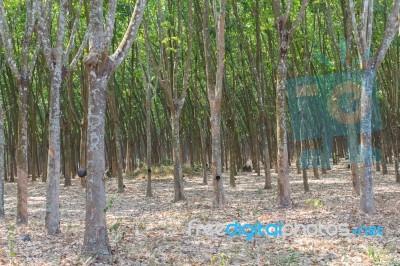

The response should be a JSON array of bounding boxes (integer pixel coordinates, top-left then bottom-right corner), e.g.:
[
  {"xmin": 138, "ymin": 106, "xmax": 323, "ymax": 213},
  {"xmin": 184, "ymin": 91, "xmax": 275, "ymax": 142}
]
[
  {"xmin": 380, "ymin": 131, "xmax": 387, "ymax": 175},
  {"xmin": 321, "ymin": 131, "xmax": 330, "ymax": 173},
  {"xmin": 30, "ymin": 104, "xmax": 38, "ymax": 182},
  {"xmin": 0, "ymin": 106, "xmax": 4, "ymax": 218},
  {"xmin": 45, "ymin": 65, "xmax": 62, "ymax": 235},
  {"xmin": 348, "ymin": 0, "xmax": 400, "ymax": 214},
  {"xmin": 301, "ymin": 141, "xmax": 309, "ymax": 192},
  {"xmin": 80, "ymin": 87, "xmax": 88, "ymax": 188},
  {"xmin": 80, "ymin": 126, "xmax": 88, "ymax": 186},
  {"xmin": 16, "ymin": 81, "xmax": 29, "ymax": 224},
  {"xmin": 349, "ymin": 121, "xmax": 360, "ymax": 196},
  {"xmin": 229, "ymin": 150, "xmax": 235, "ymax": 187},
  {"xmin": 115, "ymin": 129, "xmax": 125, "ymax": 193},
  {"xmin": 200, "ymin": 119, "xmax": 207, "ymax": 185},
  {"xmin": 394, "ymin": 124, "xmax": 400, "ymax": 183},
  {"xmin": 359, "ymin": 70, "xmax": 375, "ymax": 213},
  {"xmin": 263, "ymin": 130, "xmax": 272, "ymax": 189},
  {"xmin": 145, "ymin": 70, "xmax": 152, "ymax": 197},
  {"xmin": 255, "ymin": 0, "xmax": 272, "ymax": 188},
  {"xmin": 311, "ymin": 140, "xmax": 319, "ymax": 179},
  {"xmin": 272, "ymin": 0, "xmax": 308, "ymax": 208},
  {"xmin": 171, "ymin": 113, "xmax": 185, "ymax": 201},
  {"xmin": 210, "ymin": 0, "xmax": 226, "ymax": 208},
  {"xmin": 227, "ymin": 117, "xmax": 235, "ymax": 187},
  {"xmin": 0, "ymin": 0, "xmax": 39, "ymax": 225},
  {"xmin": 294, "ymin": 141, "xmax": 301, "ymax": 174},
  {"xmin": 108, "ymin": 81, "xmax": 124, "ymax": 193},
  {"xmin": 276, "ymin": 32, "xmax": 291, "ymax": 208},
  {"xmin": 64, "ymin": 122, "xmax": 72, "ymax": 186},
  {"xmin": 211, "ymin": 107, "xmax": 224, "ymax": 206}
]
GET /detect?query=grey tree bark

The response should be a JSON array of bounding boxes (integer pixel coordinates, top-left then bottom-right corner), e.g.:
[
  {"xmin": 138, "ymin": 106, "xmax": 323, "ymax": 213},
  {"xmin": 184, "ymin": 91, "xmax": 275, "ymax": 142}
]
[
  {"xmin": 348, "ymin": 0, "xmax": 400, "ymax": 214},
  {"xmin": 0, "ymin": 0, "xmax": 40, "ymax": 224},
  {"xmin": 144, "ymin": 67, "xmax": 153, "ymax": 197},
  {"xmin": 203, "ymin": 0, "xmax": 226, "ymax": 208},
  {"xmin": 82, "ymin": 0, "xmax": 146, "ymax": 256},
  {"xmin": 145, "ymin": 0, "xmax": 193, "ymax": 202},
  {"xmin": 272, "ymin": 0, "xmax": 308, "ymax": 208},
  {"xmin": 0, "ymin": 104, "xmax": 5, "ymax": 218},
  {"xmin": 37, "ymin": 0, "xmax": 87, "ymax": 235}
]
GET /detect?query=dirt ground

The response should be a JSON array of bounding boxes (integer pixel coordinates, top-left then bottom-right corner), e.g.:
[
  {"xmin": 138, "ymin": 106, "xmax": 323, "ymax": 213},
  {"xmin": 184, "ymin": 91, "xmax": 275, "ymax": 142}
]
[{"xmin": 0, "ymin": 161, "xmax": 399, "ymax": 265}]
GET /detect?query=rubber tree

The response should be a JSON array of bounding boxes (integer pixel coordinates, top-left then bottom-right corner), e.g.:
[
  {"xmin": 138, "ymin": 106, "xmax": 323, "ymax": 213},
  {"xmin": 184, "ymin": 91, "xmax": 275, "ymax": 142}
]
[
  {"xmin": 0, "ymin": 0, "xmax": 40, "ymax": 225},
  {"xmin": 348, "ymin": 0, "xmax": 400, "ymax": 214},
  {"xmin": 0, "ymin": 102, "xmax": 4, "ymax": 218},
  {"xmin": 82, "ymin": 0, "xmax": 146, "ymax": 256},
  {"xmin": 272, "ymin": 0, "xmax": 308, "ymax": 208},
  {"xmin": 37, "ymin": 0, "xmax": 88, "ymax": 235},
  {"xmin": 145, "ymin": 0, "xmax": 193, "ymax": 202},
  {"xmin": 202, "ymin": 0, "xmax": 226, "ymax": 208}
]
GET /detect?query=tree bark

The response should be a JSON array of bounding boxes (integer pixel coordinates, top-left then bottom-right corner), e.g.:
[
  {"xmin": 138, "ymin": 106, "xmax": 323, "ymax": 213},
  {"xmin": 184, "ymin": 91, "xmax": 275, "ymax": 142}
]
[
  {"xmin": 275, "ymin": 32, "xmax": 291, "ymax": 207},
  {"xmin": 210, "ymin": 0, "xmax": 226, "ymax": 208},
  {"xmin": 348, "ymin": 0, "xmax": 400, "ymax": 213},
  {"xmin": 359, "ymin": 70, "xmax": 375, "ymax": 213},
  {"xmin": 0, "ymin": 0, "xmax": 40, "ymax": 225},
  {"xmin": 171, "ymin": 113, "xmax": 184, "ymax": 201},
  {"xmin": 83, "ymin": 76, "xmax": 111, "ymax": 255},
  {"xmin": 0, "ymin": 105, "xmax": 4, "ymax": 218},
  {"xmin": 273, "ymin": 0, "xmax": 308, "ymax": 208},
  {"xmin": 45, "ymin": 63, "xmax": 62, "ymax": 235},
  {"xmin": 82, "ymin": 0, "xmax": 146, "ymax": 255},
  {"xmin": 17, "ymin": 81, "xmax": 29, "ymax": 224},
  {"xmin": 144, "ymin": 64, "xmax": 152, "ymax": 197}
]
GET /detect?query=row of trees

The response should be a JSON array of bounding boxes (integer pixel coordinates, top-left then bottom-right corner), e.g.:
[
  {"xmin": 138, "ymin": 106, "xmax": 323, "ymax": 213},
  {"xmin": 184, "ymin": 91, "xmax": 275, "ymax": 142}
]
[{"xmin": 0, "ymin": 0, "xmax": 399, "ymax": 257}]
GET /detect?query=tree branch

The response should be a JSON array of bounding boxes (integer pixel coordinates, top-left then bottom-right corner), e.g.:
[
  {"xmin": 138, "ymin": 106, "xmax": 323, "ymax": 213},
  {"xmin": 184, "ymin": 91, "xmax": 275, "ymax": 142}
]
[
  {"xmin": 0, "ymin": 0, "xmax": 20, "ymax": 79},
  {"xmin": 64, "ymin": 0, "xmax": 85, "ymax": 63},
  {"xmin": 104, "ymin": 0, "xmax": 117, "ymax": 52},
  {"xmin": 349, "ymin": 0, "xmax": 364, "ymax": 57},
  {"xmin": 67, "ymin": 30, "xmax": 89, "ymax": 73},
  {"xmin": 37, "ymin": 0, "xmax": 54, "ymax": 72},
  {"xmin": 373, "ymin": 0, "xmax": 400, "ymax": 69},
  {"xmin": 177, "ymin": 0, "xmax": 193, "ymax": 112},
  {"xmin": 109, "ymin": 0, "xmax": 147, "ymax": 73},
  {"xmin": 288, "ymin": 0, "xmax": 309, "ymax": 38}
]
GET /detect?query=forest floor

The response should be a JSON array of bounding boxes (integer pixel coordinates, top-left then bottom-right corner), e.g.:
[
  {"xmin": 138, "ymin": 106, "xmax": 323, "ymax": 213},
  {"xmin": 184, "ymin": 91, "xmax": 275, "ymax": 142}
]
[{"xmin": 0, "ymin": 161, "xmax": 399, "ymax": 266}]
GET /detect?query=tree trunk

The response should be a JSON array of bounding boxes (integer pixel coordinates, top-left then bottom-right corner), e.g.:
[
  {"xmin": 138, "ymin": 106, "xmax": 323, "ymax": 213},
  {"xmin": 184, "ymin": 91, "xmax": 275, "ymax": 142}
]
[
  {"xmin": 227, "ymin": 118, "xmax": 235, "ymax": 188},
  {"xmin": 108, "ymin": 81, "xmax": 124, "ymax": 193},
  {"xmin": 211, "ymin": 108, "xmax": 224, "ymax": 206},
  {"xmin": 263, "ymin": 127, "xmax": 272, "ymax": 189},
  {"xmin": 311, "ymin": 140, "xmax": 319, "ymax": 180},
  {"xmin": 394, "ymin": 126, "xmax": 400, "ymax": 183},
  {"xmin": 82, "ymin": 76, "xmax": 111, "ymax": 256},
  {"xmin": 276, "ymin": 31, "xmax": 291, "ymax": 208},
  {"xmin": 16, "ymin": 82, "xmax": 29, "ymax": 224},
  {"xmin": 380, "ymin": 131, "xmax": 387, "ymax": 175},
  {"xmin": 30, "ymin": 103, "xmax": 38, "ymax": 182},
  {"xmin": 348, "ymin": 122, "xmax": 360, "ymax": 196},
  {"xmin": 80, "ymin": 89, "xmax": 88, "ymax": 188},
  {"xmin": 145, "ymin": 71, "xmax": 152, "ymax": 197},
  {"xmin": 45, "ymin": 65, "xmax": 62, "ymax": 235},
  {"xmin": 294, "ymin": 141, "xmax": 301, "ymax": 174},
  {"xmin": 200, "ymin": 119, "xmax": 207, "ymax": 185},
  {"xmin": 0, "ymin": 105, "xmax": 5, "ymax": 218},
  {"xmin": 64, "ymin": 122, "xmax": 72, "ymax": 187},
  {"xmin": 171, "ymin": 113, "xmax": 185, "ymax": 202},
  {"xmin": 301, "ymin": 141, "xmax": 309, "ymax": 192},
  {"xmin": 359, "ymin": 70, "xmax": 375, "ymax": 213}
]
